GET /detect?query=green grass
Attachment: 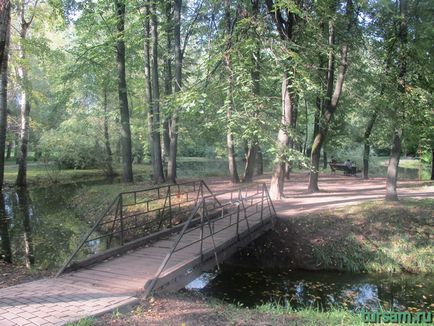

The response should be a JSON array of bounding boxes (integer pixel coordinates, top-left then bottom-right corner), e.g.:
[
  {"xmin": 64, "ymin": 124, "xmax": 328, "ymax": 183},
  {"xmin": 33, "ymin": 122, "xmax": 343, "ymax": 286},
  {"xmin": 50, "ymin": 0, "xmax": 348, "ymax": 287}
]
[
  {"xmin": 289, "ymin": 199, "xmax": 434, "ymax": 273},
  {"xmin": 65, "ymin": 317, "xmax": 96, "ymax": 326},
  {"xmin": 2, "ymin": 156, "xmax": 232, "ymax": 187},
  {"xmin": 3, "ymin": 161, "xmax": 151, "ymax": 187},
  {"xmin": 255, "ymin": 303, "xmax": 366, "ymax": 326}
]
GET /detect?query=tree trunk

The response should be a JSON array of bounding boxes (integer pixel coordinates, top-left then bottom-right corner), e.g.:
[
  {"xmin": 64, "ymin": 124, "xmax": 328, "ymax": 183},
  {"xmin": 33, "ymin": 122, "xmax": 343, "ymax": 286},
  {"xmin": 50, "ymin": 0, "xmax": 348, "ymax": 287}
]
[
  {"xmin": 269, "ymin": 72, "xmax": 293, "ymax": 200},
  {"xmin": 308, "ymin": 131, "xmax": 324, "ymax": 192},
  {"xmin": 143, "ymin": 1, "xmax": 153, "ymax": 169},
  {"xmin": 385, "ymin": 129, "xmax": 402, "ymax": 201},
  {"xmin": 167, "ymin": 0, "xmax": 182, "ymax": 184},
  {"xmin": 0, "ymin": 191, "xmax": 11, "ymax": 262},
  {"xmin": 14, "ymin": 133, "xmax": 18, "ymax": 163},
  {"xmin": 0, "ymin": 0, "xmax": 11, "ymax": 69},
  {"xmin": 257, "ymin": 146, "xmax": 263, "ymax": 175},
  {"xmin": 103, "ymin": 84, "xmax": 114, "ymax": 176},
  {"xmin": 431, "ymin": 149, "xmax": 434, "ymax": 181},
  {"xmin": 303, "ymin": 98, "xmax": 308, "ymax": 156},
  {"xmin": 308, "ymin": 2, "xmax": 352, "ymax": 192},
  {"xmin": 323, "ymin": 151, "xmax": 327, "ymax": 169},
  {"xmin": 244, "ymin": 144, "xmax": 258, "ymax": 183},
  {"xmin": 150, "ymin": 1, "xmax": 165, "ymax": 183},
  {"xmin": 162, "ymin": 1, "xmax": 172, "ymax": 163},
  {"xmin": 6, "ymin": 141, "xmax": 11, "ymax": 159},
  {"xmin": 0, "ymin": 1, "xmax": 9, "ymax": 189},
  {"xmin": 243, "ymin": 0, "xmax": 260, "ymax": 183},
  {"xmin": 386, "ymin": 0, "xmax": 407, "ymax": 201},
  {"xmin": 363, "ymin": 112, "xmax": 378, "ymax": 179},
  {"xmin": 224, "ymin": 0, "xmax": 239, "ymax": 184},
  {"xmin": 115, "ymin": 0, "xmax": 133, "ymax": 183},
  {"xmin": 16, "ymin": 21, "xmax": 30, "ymax": 187}
]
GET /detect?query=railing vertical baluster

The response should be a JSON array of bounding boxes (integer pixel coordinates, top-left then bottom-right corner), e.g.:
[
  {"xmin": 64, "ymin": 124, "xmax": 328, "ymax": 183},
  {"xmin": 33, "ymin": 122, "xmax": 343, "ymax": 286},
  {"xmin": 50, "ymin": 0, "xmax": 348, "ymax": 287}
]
[
  {"xmin": 236, "ymin": 204, "xmax": 240, "ymax": 240},
  {"xmin": 119, "ymin": 195, "xmax": 124, "ymax": 246},
  {"xmin": 203, "ymin": 204, "xmax": 220, "ymax": 270},
  {"xmin": 240, "ymin": 196, "xmax": 252, "ymax": 241},
  {"xmin": 108, "ymin": 196, "xmax": 119, "ymax": 248},
  {"xmin": 260, "ymin": 186, "xmax": 264, "ymax": 225},
  {"xmin": 200, "ymin": 200, "xmax": 204, "ymax": 261}
]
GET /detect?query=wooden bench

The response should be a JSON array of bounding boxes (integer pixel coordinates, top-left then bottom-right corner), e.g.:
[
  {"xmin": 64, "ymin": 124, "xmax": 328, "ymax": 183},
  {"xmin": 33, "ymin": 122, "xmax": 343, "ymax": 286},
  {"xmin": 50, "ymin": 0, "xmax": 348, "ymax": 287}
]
[{"xmin": 329, "ymin": 163, "xmax": 359, "ymax": 176}]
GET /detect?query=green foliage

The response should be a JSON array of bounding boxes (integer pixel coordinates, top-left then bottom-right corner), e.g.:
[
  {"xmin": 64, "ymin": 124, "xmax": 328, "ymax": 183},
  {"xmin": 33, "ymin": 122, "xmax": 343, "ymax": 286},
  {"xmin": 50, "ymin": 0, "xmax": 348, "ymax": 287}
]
[{"xmin": 39, "ymin": 117, "xmax": 103, "ymax": 169}]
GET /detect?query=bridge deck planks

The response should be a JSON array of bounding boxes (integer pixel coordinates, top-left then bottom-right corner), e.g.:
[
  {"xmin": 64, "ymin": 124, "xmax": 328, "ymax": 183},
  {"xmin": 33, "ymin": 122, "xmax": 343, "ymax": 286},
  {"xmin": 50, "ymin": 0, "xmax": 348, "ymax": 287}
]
[{"xmin": 59, "ymin": 201, "xmax": 273, "ymax": 296}]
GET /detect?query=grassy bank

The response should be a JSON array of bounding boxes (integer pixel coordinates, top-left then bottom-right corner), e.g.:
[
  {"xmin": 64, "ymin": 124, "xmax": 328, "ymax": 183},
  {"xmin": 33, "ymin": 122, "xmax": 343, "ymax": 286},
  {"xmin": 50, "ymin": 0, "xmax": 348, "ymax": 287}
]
[
  {"xmin": 250, "ymin": 199, "xmax": 434, "ymax": 273},
  {"xmin": 3, "ymin": 161, "xmax": 151, "ymax": 187},
  {"xmin": 69, "ymin": 292, "xmax": 366, "ymax": 326}
]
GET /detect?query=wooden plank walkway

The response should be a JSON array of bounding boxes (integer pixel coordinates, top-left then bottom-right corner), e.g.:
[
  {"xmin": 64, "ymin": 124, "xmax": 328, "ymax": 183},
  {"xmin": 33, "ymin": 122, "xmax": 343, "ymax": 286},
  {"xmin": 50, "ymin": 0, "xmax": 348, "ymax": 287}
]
[{"xmin": 0, "ymin": 186, "xmax": 275, "ymax": 325}]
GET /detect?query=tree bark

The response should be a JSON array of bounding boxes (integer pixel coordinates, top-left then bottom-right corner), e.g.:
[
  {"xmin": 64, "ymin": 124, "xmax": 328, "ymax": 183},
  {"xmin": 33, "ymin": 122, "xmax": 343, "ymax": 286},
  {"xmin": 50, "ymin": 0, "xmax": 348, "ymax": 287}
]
[
  {"xmin": 385, "ymin": 129, "xmax": 402, "ymax": 200},
  {"xmin": 244, "ymin": 144, "xmax": 258, "ymax": 182},
  {"xmin": 269, "ymin": 72, "xmax": 293, "ymax": 200},
  {"xmin": 0, "ymin": 0, "xmax": 10, "ymax": 68},
  {"xmin": 243, "ymin": 0, "xmax": 260, "ymax": 183},
  {"xmin": 0, "ymin": 191, "xmax": 11, "ymax": 262},
  {"xmin": 162, "ymin": 1, "xmax": 172, "ymax": 163},
  {"xmin": 143, "ymin": 1, "xmax": 154, "ymax": 169},
  {"xmin": 308, "ymin": 1, "xmax": 353, "ymax": 192},
  {"xmin": 386, "ymin": 0, "xmax": 407, "ymax": 201},
  {"xmin": 16, "ymin": 9, "xmax": 31, "ymax": 187},
  {"xmin": 265, "ymin": 0, "xmax": 299, "ymax": 199},
  {"xmin": 0, "ymin": 0, "xmax": 9, "ymax": 189},
  {"xmin": 14, "ymin": 133, "xmax": 18, "ymax": 163},
  {"xmin": 303, "ymin": 98, "xmax": 308, "ymax": 156},
  {"xmin": 431, "ymin": 149, "xmax": 434, "ymax": 180},
  {"xmin": 257, "ymin": 146, "xmax": 263, "ymax": 175},
  {"xmin": 167, "ymin": 0, "xmax": 182, "ymax": 184},
  {"xmin": 103, "ymin": 83, "xmax": 114, "ymax": 176},
  {"xmin": 150, "ymin": 1, "xmax": 165, "ymax": 183},
  {"xmin": 224, "ymin": 0, "xmax": 239, "ymax": 184},
  {"xmin": 115, "ymin": 0, "xmax": 133, "ymax": 183},
  {"xmin": 363, "ymin": 111, "xmax": 378, "ymax": 179},
  {"xmin": 5, "ymin": 141, "xmax": 11, "ymax": 159}
]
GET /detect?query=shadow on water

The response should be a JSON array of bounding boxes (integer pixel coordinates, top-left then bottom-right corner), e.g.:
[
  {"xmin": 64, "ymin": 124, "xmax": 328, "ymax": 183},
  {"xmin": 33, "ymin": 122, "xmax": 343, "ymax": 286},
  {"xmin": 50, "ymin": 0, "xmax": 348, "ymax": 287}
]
[{"xmin": 186, "ymin": 265, "xmax": 434, "ymax": 312}]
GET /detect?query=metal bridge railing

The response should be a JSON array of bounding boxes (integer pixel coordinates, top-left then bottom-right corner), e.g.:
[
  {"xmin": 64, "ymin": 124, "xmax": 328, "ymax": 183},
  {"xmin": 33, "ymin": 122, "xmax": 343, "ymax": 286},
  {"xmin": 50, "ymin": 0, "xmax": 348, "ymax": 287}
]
[
  {"xmin": 56, "ymin": 180, "xmax": 218, "ymax": 276},
  {"xmin": 143, "ymin": 182, "xmax": 276, "ymax": 297}
]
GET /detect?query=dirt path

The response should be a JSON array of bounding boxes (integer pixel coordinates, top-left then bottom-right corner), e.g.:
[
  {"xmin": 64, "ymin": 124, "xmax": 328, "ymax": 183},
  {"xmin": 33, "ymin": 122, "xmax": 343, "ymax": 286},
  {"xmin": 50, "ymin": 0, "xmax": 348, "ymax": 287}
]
[{"xmin": 201, "ymin": 172, "xmax": 433, "ymax": 217}]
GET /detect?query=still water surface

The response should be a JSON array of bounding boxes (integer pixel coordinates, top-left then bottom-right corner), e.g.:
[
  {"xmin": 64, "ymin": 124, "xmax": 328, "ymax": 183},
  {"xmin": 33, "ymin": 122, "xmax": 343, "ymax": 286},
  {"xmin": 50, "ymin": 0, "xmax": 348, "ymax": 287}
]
[{"xmin": 186, "ymin": 264, "xmax": 434, "ymax": 312}]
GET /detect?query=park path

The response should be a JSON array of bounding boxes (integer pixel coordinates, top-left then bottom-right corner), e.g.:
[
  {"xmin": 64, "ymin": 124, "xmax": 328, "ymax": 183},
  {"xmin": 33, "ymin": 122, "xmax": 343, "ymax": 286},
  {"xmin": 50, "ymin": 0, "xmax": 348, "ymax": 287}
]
[
  {"xmin": 0, "ymin": 185, "xmax": 272, "ymax": 326},
  {"xmin": 205, "ymin": 172, "xmax": 434, "ymax": 216},
  {"xmin": 0, "ymin": 173, "xmax": 432, "ymax": 325}
]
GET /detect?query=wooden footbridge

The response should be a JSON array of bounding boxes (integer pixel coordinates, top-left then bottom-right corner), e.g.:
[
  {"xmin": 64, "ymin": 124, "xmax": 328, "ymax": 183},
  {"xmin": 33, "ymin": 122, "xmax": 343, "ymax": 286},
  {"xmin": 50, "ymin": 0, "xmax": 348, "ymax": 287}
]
[{"xmin": 56, "ymin": 180, "xmax": 276, "ymax": 297}]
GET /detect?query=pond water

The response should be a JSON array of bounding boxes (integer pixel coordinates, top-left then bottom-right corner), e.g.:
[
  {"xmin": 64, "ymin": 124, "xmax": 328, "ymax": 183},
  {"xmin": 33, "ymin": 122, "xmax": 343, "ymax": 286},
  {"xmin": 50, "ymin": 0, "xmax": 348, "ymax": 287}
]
[
  {"xmin": 186, "ymin": 264, "xmax": 434, "ymax": 312},
  {"xmin": 0, "ymin": 182, "xmax": 106, "ymax": 270}
]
